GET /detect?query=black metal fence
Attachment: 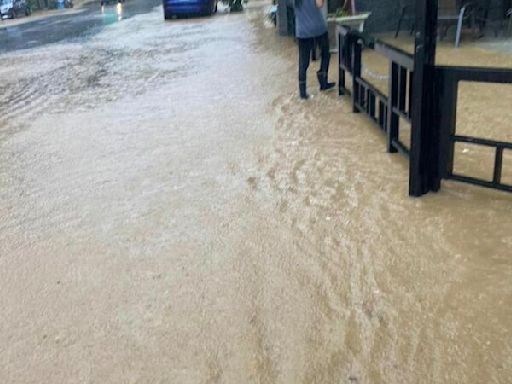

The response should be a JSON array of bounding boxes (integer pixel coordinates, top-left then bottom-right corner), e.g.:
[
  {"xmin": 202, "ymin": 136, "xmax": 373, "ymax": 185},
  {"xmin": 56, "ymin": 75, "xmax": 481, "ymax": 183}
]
[
  {"xmin": 435, "ymin": 66, "xmax": 512, "ymax": 193},
  {"xmin": 338, "ymin": 25, "xmax": 512, "ymax": 196},
  {"xmin": 338, "ymin": 27, "xmax": 416, "ymax": 171}
]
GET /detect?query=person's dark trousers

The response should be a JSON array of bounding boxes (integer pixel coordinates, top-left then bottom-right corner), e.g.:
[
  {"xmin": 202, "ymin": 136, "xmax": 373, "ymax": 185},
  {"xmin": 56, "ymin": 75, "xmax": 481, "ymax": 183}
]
[
  {"xmin": 315, "ymin": 32, "xmax": 333, "ymax": 90},
  {"xmin": 298, "ymin": 36, "xmax": 313, "ymax": 98},
  {"xmin": 298, "ymin": 32, "xmax": 331, "ymax": 98},
  {"xmin": 317, "ymin": 32, "xmax": 330, "ymax": 73}
]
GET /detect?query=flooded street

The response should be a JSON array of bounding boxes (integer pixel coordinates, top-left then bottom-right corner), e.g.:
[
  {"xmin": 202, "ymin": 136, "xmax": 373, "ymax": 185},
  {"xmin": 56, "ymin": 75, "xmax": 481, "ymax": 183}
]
[
  {"xmin": 0, "ymin": 0, "xmax": 162, "ymax": 52},
  {"xmin": 1, "ymin": 1, "xmax": 511, "ymax": 383}
]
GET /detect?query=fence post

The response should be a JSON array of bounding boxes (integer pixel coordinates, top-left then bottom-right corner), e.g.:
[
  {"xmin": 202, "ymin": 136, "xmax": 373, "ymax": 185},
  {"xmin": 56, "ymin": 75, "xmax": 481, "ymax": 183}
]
[
  {"xmin": 409, "ymin": 0, "xmax": 439, "ymax": 196},
  {"xmin": 387, "ymin": 62, "xmax": 399, "ymax": 153},
  {"xmin": 338, "ymin": 31, "xmax": 346, "ymax": 96},
  {"xmin": 435, "ymin": 68, "xmax": 458, "ymax": 183},
  {"xmin": 352, "ymin": 37, "xmax": 362, "ymax": 113},
  {"xmin": 398, "ymin": 66, "xmax": 407, "ymax": 113}
]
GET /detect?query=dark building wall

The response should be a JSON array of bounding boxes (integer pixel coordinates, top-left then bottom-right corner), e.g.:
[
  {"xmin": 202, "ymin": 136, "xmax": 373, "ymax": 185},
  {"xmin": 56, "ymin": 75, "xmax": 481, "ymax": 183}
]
[
  {"xmin": 277, "ymin": 0, "xmax": 296, "ymax": 36},
  {"xmin": 489, "ymin": 0, "xmax": 511, "ymax": 18},
  {"xmin": 356, "ymin": 0, "xmax": 403, "ymax": 33}
]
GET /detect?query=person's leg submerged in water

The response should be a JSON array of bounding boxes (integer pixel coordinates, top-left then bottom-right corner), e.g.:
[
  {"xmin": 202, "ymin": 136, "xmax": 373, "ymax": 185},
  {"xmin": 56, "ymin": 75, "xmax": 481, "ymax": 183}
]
[
  {"xmin": 316, "ymin": 32, "xmax": 335, "ymax": 91},
  {"xmin": 298, "ymin": 37, "xmax": 312, "ymax": 99}
]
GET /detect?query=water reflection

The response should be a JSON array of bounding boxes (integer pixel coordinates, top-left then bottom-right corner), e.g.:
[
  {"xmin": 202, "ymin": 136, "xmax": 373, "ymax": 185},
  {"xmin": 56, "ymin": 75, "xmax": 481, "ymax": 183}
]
[
  {"xmin": 117, "ymin": 3, "xmax": 124, "ymax": 20},
  {"xmin": 100, "ymin": 2, "xmax": 124, "ymax": 23}
]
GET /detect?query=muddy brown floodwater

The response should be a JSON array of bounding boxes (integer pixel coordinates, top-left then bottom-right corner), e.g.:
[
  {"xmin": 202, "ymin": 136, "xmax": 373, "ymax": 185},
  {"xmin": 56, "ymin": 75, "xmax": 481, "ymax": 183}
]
[{"xmin": 0, "ymin": 2, "xmax": 511, "ymax": 383}]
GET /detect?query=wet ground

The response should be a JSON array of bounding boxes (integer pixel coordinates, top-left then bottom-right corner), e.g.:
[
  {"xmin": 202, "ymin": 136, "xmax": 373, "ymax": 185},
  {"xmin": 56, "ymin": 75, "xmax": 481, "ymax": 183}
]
[
  {"xmin": 0, "ymin": 0, "xmax": 161, "ymax": 52},
  {"xmin": 0, "ymin": 1, "xmax": 511, "ymax": 383}
]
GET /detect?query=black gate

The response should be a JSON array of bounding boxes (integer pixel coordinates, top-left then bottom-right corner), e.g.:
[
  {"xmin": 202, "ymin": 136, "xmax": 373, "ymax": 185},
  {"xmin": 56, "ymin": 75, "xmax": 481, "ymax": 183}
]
[
  {"xmin": 337, "ymin": 24, "xmax": 512, "ymax": 196},
  {"xmin": 338, "ymin": 28, "xmax": 414, "ymax": 157},
  {"xmin": 436, "ymin": 66, "xmax": 512, "ymax": 193}
]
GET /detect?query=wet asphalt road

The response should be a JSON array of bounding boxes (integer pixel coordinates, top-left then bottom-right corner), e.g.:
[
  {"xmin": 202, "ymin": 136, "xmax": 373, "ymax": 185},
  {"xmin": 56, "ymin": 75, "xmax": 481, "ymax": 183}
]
[{"xmin": 0, "ymin": 0, "xmax": 161, "ymax": 53}]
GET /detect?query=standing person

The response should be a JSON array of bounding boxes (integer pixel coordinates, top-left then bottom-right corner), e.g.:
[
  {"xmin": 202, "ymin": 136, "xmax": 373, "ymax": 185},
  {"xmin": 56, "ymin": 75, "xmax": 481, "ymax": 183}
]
[{"xmin": 294, "ymin": 0, "xmax": 335, "ymax": 100}]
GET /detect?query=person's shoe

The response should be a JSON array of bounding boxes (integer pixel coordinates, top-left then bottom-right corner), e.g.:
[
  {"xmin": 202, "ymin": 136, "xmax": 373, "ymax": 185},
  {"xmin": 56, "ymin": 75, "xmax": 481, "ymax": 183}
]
[
  {"xmin": 317, "ymin": 71, "xmax": 335, "ymax": 91},
  {"xmin": 321, "ymin": 81, "xmax": 336, "ymax": 91},
  {"xmin": 299, "ymin": 82, "xmax": 309, "ymax": 100}
]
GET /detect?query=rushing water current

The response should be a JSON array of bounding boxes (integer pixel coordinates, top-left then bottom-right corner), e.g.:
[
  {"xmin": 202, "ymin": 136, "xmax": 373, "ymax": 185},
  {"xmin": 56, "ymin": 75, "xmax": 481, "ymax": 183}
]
[{"xmin": 0, "ymin": 2, "xmax": 511, "ymax": 383}]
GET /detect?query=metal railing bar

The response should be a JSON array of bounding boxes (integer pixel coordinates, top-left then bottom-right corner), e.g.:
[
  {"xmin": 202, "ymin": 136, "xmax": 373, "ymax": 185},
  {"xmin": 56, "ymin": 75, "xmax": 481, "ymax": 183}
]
[
  {"xmin": 391, "ymin": 107, "xmax": 411, "ymax": 123},
  {"xmin": 453, "ymin": 135, "xmax": 512, "ymax": 149},
  {"xmin": 375, "ymin": 41, "xmax": 414, "ymax": 71},
  {"xmin": 448, "ymin": 173, "xmax": 512, "ymax": 193},
  {"xmin": 493, "ymin": 147, "xmax": 504, "ymax": 184},
  {"xmin": 391, "ymin": 138, "xmax": 411, "ymax": 157},
  {"xmin": 354, "ymin": 77, "xmax": 388, "ymax": 101},
  {"xmin": 437, "ymin": 66, "xmax": 512, "ymax": 83}
]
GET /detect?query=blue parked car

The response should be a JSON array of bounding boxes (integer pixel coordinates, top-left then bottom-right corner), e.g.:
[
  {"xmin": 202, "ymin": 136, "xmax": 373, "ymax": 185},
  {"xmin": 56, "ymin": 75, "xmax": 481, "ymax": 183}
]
[{"xmin": 163, "ymin": 0, "xmax": 217, "ymax": 19}]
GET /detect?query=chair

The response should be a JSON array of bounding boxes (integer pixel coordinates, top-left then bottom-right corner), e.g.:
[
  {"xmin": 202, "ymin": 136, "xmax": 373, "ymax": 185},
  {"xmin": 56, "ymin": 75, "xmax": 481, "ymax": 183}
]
[
  {"xmin": 395, "ymin": 0, "xmax": 415, "ymax": 38},
  {"xmin": 496, "ymin": 0, "xmax": 512, "ymax": 35},
  {"xmin": 395, "ymin": 0, "xmax": 478, "ymax": 47},
  {"xmin": 438, "ymin": 0, "xmax": 477, "ymax": 47},
  {"xmin": 473, "ymin": 0, "xmax": 510, "ymax": 38},
  {"xmin": 507, "ymin": 7, "xmax": 512, "ymax": 35}
]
